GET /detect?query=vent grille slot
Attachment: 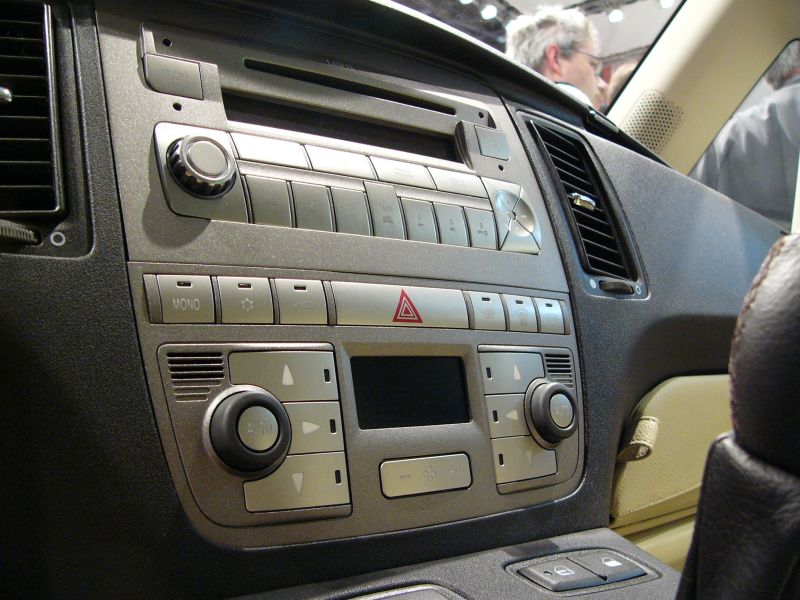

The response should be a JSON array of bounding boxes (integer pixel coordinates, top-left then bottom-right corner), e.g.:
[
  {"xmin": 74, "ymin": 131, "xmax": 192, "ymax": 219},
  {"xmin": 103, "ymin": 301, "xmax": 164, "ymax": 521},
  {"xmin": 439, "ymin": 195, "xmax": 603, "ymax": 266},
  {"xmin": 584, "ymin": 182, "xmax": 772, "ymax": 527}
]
[
  {"xmin": 530, "ymin": 119, "xmax": 633, "ymax": 281},
  {"xmin": 0, "ymin": 2, "xmax": 59, "ymax": 215},
  {"xmin": 544, "ymin": 352, "xmax": 574, "ymax": 388},
  {"xmin": 167, "ymin": 352, "xmax": 225, "ymax": 401}
]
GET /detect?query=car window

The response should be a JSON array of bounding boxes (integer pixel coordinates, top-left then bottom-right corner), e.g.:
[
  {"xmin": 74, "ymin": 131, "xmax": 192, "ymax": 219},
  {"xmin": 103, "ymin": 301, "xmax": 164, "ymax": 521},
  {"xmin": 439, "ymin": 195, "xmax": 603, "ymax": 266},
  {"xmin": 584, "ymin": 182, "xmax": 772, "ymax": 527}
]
[
  {"xmin": 394, "ymin": 0, "xmax": 684, "ymax": 111},
  {"xmin": 690, "ymin": 41, "xmax": 800, "ymax": 231}
]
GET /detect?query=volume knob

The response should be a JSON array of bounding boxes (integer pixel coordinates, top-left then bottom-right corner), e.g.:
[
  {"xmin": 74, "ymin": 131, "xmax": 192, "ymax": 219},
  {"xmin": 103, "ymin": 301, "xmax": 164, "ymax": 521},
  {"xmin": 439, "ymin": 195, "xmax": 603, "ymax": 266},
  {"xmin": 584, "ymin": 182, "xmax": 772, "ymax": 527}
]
[{"xmin": 167, "ymin": 135, "xmax": 237, "ymax": 197}]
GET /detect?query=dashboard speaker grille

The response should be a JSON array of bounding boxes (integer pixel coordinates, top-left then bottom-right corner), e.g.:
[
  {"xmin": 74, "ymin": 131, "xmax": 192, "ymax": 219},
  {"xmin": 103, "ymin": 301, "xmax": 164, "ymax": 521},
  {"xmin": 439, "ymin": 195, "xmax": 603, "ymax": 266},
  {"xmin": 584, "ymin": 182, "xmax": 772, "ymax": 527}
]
[
  {"xmin": 167, "ymin": 352, "xmax": 225, "ymax": 401},
  {"xmin": 622, "ymin": 90, "xmax": 683, "ymax": 155},
  {"xmin": 0, "ymin": 2, "xmax": 60, "ymax": 216},
  {"xmin": 529, "ymin": 118, "xmax": 634, "ymax": 281},
  {"xmin": 544, "ymin": 352, "xmax": 574, "ymax": 388}
]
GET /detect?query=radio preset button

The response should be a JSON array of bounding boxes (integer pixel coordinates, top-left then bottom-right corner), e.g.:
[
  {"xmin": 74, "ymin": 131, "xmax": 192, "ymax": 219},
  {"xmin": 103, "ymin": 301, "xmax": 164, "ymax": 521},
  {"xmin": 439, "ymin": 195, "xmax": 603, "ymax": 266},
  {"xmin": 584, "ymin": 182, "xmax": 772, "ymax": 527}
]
[
  {"xmin": 246, "ymin": 176, "xmax": 292, "ymax": 227},
  {"xmin": 512, "ymin": 196, "xmax": 537, "ymax": 234},
  {"xmin": 229, "ymin": 351, "xmax": 338, "ymax": 402},
  {"xmin": 486, "ymin": 394, "xmax": 529, "ymax": 438},
  {"xmin": 380, "ymin": 454, "xmax": 472, "ymax": 498},
  {"xmin": 483, "ymin": 177, "xmax": 522, "ymax": 202},
  {"xmin": 491, "ymin": 435, "xmax": 557, "ymax": 483},
  {"xmin": 428, "ymin": 167, "xmax": 487, "ymax": 197},
  {"xmin": 274, "ymin": 279, "xmax": 327, "ymax": 324},
  {"xmin": 285, "ymin": 402, "xmax": 344, "ymax": 454},
  {"xmin": 501, "ymin": 219, "xmax": 541, "ymax": 255},
  {"xmin": 331, "ymin": 188, "xmax": 371, "ymax": 236},
  {"xmin": 464, "ymin": 208, "xmax": 497, "ymax": 249},
  {"xmin": 332, "ymin": 282, "xmax": 468, "ymax": 329},
  {"xmin": 157, "ymin": 274, "xmax": 214, "ymax": 324},
  {"xmin": 306, "ymin": 145, "xmax": 374, "ymax": 179},
  {"xmin": 479, "ymin": 351, "xmax": 544, "ymax": 394},
  {"xmin": 291, "ymin": 182, "xmax": 334, "ymax": 232},
  {"xmin": 466, "ymin": 291, "xmax": 505, "ymax": 330},
  {"xmin": 218, "ymin": 276, "xmax": 274, "ymax": 324},
  {"xmin": 231, "ymin": 133, "xmax": 309, "ymax": 169},
  {"xmin": 244, "ymin": 452, "xmax": 350, "ymax": 512},
  {"xmin": 401, "ymin": 199, "xmax": 438, "ymax": 243},
  {"xmin": 370, "ymin": 156, "xmax": 435, "ymax": 188},
  {"xmin": 534, "ymin": 298, "xmax": 565, "ymax": 334},
  {"xmin": 485, "ymin": 178, "xmax": 521, "ymax": 243},
  {"xmin": 433, "ymin": 203, "xmax": 469, "ymax": 247},
  {"xmin": 365, "ymin": 182, "xmax": 405, "ymax": 239},
  {"xmin": 502, "ymin": 294, "xmax": 538, "ymax": 333}
]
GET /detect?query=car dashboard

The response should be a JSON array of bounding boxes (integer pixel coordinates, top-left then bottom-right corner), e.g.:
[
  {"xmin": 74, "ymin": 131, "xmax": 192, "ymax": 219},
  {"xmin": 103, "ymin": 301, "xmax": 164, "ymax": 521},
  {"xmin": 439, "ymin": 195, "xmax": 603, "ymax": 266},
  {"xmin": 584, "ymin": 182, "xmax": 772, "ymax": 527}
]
[{"xmin": 0, "ymin": 0, "xmax": 783, "ymax": 598}]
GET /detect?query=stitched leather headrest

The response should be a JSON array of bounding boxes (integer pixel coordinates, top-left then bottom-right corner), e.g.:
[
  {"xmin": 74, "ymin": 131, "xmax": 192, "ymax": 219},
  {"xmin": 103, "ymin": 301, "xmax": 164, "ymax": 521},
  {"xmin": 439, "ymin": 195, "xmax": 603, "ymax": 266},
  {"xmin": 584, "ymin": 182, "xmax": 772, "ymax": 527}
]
[{"xmin": 730, "ymin": 234, "xmax": 800, "ymax": 477}]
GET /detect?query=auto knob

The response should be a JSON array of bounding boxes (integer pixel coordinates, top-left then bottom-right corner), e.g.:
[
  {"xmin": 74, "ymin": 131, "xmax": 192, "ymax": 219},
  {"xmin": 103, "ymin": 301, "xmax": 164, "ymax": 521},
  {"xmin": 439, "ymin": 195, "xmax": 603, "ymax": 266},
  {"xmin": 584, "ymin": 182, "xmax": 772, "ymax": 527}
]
[
  {"xmin": 166, "ymin": 135, "xmax": 237, "ymax": 197},
  {"xmin": 524, "ymin": 378, "xmax": 578, "ymax": 445},
  {"xmin": 209, "ymin": 389, "xmax": 291, "ymax": 474}
]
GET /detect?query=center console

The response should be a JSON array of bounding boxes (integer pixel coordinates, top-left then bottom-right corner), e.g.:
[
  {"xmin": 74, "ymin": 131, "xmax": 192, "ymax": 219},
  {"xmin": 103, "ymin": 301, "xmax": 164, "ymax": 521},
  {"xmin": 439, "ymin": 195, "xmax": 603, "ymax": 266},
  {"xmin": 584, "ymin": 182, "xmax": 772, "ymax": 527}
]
[{"xmin": 98, "ymin": 0, "xmax": 583, "ymax": 547}]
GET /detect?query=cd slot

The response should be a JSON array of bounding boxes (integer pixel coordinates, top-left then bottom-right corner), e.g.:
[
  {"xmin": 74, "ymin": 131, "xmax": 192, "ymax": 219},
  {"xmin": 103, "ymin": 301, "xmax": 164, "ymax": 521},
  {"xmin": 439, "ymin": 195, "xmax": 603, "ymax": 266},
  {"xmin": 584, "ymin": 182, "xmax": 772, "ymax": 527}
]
[
  {"xmin": 223, "ymin": 92, "xmax": 461, "ymax": 163},
  {"xmin": 243, "ymin": 58, "xmax": 456, "ymax": 116}
]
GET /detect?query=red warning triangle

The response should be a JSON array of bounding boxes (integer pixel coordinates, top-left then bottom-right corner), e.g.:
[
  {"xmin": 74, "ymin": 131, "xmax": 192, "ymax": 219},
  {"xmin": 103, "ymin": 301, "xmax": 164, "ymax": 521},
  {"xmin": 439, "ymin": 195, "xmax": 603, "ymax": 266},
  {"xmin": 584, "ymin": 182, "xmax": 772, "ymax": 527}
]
[{"xmin": 392, "ymin": 289, "xmax": 423, "ymax": 323}]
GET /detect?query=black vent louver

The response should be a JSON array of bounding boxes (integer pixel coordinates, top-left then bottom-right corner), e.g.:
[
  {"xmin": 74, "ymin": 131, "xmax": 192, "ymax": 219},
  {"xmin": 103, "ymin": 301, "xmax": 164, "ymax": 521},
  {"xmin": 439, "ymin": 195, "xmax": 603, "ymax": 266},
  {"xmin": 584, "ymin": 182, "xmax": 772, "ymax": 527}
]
[
  {"xmin": 167, "ymin": 352, "xmax": 225, "ymax": 401},
  {"xmin": 544, "ymin": 352, "xmax": 574, "ymax": 389},
  {"xmin": 531, "ymin": 119, "xmax": 633, "ymax": 281},
  {"xmin": 0, "ymin": 2, "xmax": 60, "ymax": 215}
]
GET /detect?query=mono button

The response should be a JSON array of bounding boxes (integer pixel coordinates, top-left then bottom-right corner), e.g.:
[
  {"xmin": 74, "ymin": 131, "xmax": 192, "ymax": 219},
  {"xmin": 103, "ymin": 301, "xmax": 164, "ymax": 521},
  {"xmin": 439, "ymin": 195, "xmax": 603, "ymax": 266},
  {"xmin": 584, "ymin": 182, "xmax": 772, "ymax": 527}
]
[{"xmin": 157, "ymin": 274, "xmax": 214, "ymax": 323}]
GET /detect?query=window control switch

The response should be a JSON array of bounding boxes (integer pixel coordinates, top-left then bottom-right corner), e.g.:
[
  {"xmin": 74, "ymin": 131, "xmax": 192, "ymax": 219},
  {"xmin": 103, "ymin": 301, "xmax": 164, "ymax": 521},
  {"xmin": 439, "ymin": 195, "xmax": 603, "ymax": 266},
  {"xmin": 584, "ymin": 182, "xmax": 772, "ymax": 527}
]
[
  {"xmin": 570, "ymin": 551, "xmax": 646, "ymax": 583},
  {"xmin": 519, "ymin": 559, "xmax": 604, "ymax": 591}
]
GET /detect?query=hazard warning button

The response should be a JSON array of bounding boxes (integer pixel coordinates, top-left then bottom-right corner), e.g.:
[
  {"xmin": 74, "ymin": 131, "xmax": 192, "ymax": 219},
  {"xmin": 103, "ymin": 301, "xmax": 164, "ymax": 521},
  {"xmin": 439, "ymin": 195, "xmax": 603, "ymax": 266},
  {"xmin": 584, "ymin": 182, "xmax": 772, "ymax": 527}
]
[{"xmin": 331, "ymin": 282, "xmax": 468, "ymax": 329}]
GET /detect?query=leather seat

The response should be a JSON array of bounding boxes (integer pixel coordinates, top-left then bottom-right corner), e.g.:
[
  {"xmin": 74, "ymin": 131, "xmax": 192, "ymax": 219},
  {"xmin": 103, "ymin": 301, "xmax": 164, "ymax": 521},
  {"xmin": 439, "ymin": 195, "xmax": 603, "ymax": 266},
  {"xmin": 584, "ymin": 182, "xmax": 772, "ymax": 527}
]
[{"xmin": 677, "ymin": 234, "xmax": 800, "ymax": 599}]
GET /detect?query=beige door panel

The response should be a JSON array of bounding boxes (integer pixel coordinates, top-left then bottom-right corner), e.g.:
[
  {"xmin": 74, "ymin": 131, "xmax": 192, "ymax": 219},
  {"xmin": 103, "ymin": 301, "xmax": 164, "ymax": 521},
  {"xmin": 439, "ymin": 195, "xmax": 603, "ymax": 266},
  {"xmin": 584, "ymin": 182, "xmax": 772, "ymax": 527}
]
[{"xmin": 611, "ymin": 374, "xmax": 731, "ymax": 528}]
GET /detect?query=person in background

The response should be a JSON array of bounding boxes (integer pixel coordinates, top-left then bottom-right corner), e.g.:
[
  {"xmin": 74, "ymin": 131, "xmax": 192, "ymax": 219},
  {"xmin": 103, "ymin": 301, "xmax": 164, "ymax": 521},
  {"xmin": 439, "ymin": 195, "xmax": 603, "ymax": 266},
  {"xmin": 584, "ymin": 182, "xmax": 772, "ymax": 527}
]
[
  {"xmin": 692, "ymin": 41, "xmax": 800, "ymax": 231},
  {"xmin": 607, "ymin": 61, "xmax": 637, "ymax": 107},
  {"xmin": 506, "ymin": 6, "xmax": 608, "ymax": 110}
]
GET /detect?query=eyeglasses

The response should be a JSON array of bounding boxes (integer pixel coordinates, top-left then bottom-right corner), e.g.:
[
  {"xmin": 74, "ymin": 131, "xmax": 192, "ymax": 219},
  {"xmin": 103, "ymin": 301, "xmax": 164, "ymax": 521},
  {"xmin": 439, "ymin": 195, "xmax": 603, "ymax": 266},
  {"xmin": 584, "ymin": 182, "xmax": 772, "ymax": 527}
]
[{"xmin": 570, "ymin": 48, "xmax": 604, "ymax": 76}]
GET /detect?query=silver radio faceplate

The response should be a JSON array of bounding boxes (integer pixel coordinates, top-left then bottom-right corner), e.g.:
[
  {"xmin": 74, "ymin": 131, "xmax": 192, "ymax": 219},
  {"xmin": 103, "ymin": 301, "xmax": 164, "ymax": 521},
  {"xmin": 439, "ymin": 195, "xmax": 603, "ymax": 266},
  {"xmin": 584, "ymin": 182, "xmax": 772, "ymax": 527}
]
[{"xmin": 98, "ymin": 0, "xmax": 580, "ymax": 548}]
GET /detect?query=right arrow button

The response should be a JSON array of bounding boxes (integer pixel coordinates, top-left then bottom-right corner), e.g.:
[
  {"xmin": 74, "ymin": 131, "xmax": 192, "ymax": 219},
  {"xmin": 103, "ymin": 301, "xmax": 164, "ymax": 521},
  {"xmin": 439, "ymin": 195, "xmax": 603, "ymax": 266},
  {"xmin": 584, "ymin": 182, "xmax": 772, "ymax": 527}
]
[{"xmin": 284, "ymin": 401, "xmax": 344, "ymax": 454}]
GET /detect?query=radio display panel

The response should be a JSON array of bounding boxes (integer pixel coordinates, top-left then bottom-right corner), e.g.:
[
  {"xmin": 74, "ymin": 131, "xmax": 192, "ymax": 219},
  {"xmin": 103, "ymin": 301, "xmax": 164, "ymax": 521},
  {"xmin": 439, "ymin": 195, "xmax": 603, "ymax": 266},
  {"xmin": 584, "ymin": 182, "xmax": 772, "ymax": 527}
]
[{"xmin": 351, "ymin": 356, "xmax": 470, "ymax": 429}]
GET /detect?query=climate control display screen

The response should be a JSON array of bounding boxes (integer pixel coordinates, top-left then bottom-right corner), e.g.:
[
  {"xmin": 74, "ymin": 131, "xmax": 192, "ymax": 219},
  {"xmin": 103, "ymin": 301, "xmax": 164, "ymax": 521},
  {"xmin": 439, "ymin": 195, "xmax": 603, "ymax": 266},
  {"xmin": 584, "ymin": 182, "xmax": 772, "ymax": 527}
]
[{"xmin": 352, "ymin": 356, "xmax": 470, "ymax": 429}]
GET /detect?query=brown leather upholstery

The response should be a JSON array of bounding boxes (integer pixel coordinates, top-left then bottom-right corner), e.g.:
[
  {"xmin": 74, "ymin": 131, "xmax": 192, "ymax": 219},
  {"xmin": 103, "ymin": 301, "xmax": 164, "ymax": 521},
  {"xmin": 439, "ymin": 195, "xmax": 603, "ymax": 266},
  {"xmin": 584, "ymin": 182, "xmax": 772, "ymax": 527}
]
[
  {"xmin": 729, "ymin": 234, "xmax": 800, "ymax": 477},
  {"xmin": 678, "ymin": 234, "xmax": 800, "ymax": 600}
]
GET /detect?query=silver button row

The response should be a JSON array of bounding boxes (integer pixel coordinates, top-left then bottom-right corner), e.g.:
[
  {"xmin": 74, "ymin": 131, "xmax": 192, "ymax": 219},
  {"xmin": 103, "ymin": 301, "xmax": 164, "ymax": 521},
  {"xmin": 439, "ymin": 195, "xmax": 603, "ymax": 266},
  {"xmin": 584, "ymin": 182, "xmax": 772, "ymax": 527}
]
[
  {"xmin": 231, "ymin": 132, "xmax": 487, "ymax": 197},
  {"xmin": 152, "ymin": 276, "xmax": 567, "ymax": 334},
  {"xmin": 154, "ymin": 275, "xmax": 327, "ymax": 325},
  {"xmin": 245, "ymin": 175, "xmax": 498, "ymax": 250},
  {"xmin": 479, "ymin": 351, "xmax": 557, "ymax": 484}
]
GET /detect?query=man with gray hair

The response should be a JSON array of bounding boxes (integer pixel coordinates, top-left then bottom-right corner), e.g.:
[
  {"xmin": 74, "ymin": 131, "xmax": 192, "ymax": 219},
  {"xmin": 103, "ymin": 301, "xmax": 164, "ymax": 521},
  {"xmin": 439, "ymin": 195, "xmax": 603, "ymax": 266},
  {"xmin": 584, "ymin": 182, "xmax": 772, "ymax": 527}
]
[
  {"xmin": 692, "ymin": 41, "xmax": 800, "ymax": 230},
  {"xmin": 506, "ymin": 6, "xmax": 607, "ymax": 109}
]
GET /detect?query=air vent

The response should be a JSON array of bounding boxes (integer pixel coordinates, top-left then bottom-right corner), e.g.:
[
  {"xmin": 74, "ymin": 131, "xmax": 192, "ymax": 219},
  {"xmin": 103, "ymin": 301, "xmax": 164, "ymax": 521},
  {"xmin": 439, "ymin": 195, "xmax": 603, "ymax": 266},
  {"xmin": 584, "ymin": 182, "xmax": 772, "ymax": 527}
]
[
  {"xmin": 544, "ymin": 352, "xmax": 574, "ymax": 389},
  {"xmin": 167, "ymin": 352, "xmax": 225, "ymax": 401},
  {"xmin": 530, "ymin": 118, "xmax": 633, "ymax": 281},
  {"xmin": 0, "ymin": 2, "xmax": 61, "ymax": 215}
]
